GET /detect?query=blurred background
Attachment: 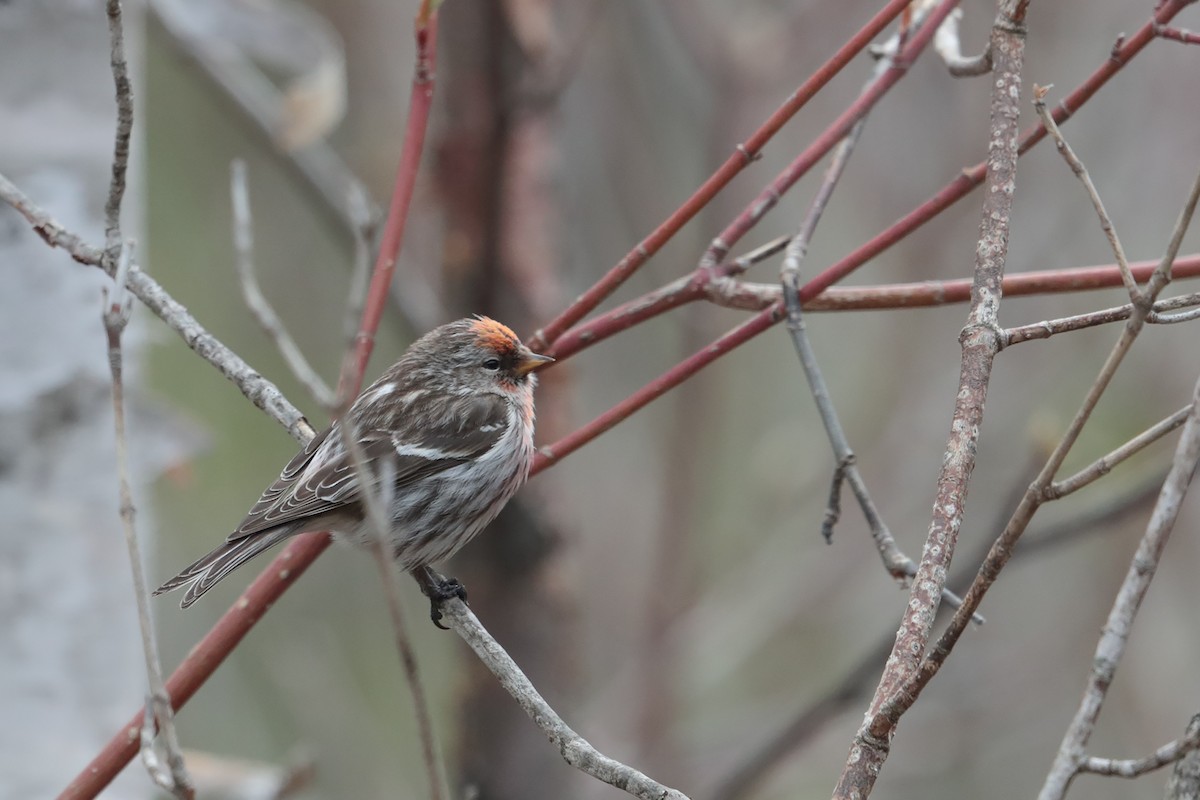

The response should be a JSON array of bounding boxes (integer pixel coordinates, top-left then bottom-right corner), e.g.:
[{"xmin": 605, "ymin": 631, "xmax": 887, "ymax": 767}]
[{"xmin": 5, "ymin": 0, "xmax": 1200, "ymax": 798}]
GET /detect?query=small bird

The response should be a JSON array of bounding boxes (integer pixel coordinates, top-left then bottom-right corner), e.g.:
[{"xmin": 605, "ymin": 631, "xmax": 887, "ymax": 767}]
[{"xmin": 154, "ymin": 317, "xmax": 552, "ymax": 625}]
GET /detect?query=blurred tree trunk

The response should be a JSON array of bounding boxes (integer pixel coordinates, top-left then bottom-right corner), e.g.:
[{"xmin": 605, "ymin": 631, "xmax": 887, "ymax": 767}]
[
  {"xmin": 0, "ymin": 4, "xmax": 183, "ymax": 796},
  {"xmin": 434, "ymin": 2, "xmax": 578, "ymax": 798}
]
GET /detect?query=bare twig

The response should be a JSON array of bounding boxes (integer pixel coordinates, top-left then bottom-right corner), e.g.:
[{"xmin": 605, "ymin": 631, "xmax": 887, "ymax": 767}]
[
  {"xmin": 1034, "ymin": 85, "xmax": 1139, "ymax": 301},
  {"xmin": 230, "ymin": 160, "xmax": 336, "ymax": 410},
  {"xmin": 1038, "ymin": 375, "xmax": 1200, "ymax": 799},
  {"xmin": 820, "ymin": 458, "xmax": 849, "ymax": 544},
  {"xmin": 342, "ymin": 182, "xmax": 376, "ymax": 349},
  {"xmin": 780, "ymin": 12, "xmax": 983, "ymax": 623},
  {"xmin": 1004, "ymin": 290, "xmax": 1200, "ymax": 345},
  {"xmin": 1080, "ymin": 729, "xmax": 1200, "ymax": 778},
  {"xmin": 1017, "ymin": 470, "xmax": 1165, "ymax": 557},
  {"xmin": 934, "ymin": 8, "xmax": 993, "ymax": 76},
  {"xmin": 1155, "ymin": 23, "xmax": 1200, "ymax": 45},
  {"xmin": 538, "ymin": 2, "xmax": 1195, "ymax": 401},
  {"xmin": 1152, "ymin": 305, "xmax": 1200, "ymax": 323},
  {"xmin": 102, "ymin": 6, "xmax": 190, "ymax": 793},
  {"xmin": 336, "ymin": 413, "xmax": 446, "ymax": 800},
  {"xmin": 1046, "ymin": 405, "xmax": 1192, "ymax": 498},
  {"xmin": 833, "ymin": 3, "xmax": 1029, "ymax": 796},
  {"xmin": 104, "ymin": 0, "xmax": 134, "ymax": 259},
  {"xmin": 103, "ymin": 244, "xmax": 194, "ymax": 799},
  {"xmin": 440, "ymin": 601, "xmax": 690, "ymax": 800},
  {"xmin": 724, "ymin": 234, "xmax": 793, "ymax": 277}
]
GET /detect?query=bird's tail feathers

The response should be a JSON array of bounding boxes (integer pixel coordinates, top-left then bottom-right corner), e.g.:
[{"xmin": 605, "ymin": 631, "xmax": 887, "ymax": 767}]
[{"xmin": 153, "ymin": 527, "xmax": 296, "ymax": 609}]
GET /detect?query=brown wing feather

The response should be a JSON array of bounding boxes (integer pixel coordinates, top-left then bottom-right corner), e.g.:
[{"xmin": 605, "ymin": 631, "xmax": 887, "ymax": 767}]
[{"xmin": 227, "ymin": 393, "xmax": 510, "ymax": 541}]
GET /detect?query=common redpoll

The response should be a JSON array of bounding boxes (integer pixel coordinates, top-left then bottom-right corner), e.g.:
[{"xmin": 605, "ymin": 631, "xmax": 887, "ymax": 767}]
[{"xmin": 154, "ymin": 317, "xmax": 552, "ymax": 625}]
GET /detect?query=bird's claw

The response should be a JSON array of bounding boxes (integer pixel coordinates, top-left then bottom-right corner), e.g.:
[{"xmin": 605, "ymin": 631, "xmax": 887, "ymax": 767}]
[{"xmin": 422, "ymin": 573, "xmax": 468, "ymax": 630}]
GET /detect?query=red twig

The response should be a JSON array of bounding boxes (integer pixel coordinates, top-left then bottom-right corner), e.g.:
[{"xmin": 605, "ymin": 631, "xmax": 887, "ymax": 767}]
[
  {"xmin": 550, "ymin": 254, "xmax": 1200, "ymax": 359},
  {"xmin": 1155, "ymin": 23, "xmax": 1200, "ymax": 45},
  {"xmin": 528, "ymin": 0, "xmax": 914, "ymax": 351},
  {"xmin": 533, "ymin": 305, "xmax": 782, "ymax": 474},
  {"xmin": 547, "ymin": 276, "xmax": 704, "ymax": 360},
  {"xmin": 56, "ymin": 8, "xmax": 441, "ymax": 800},
  {"xmin": 803, "ymin": 255, "xmax": 1200, "ymax": 310}
]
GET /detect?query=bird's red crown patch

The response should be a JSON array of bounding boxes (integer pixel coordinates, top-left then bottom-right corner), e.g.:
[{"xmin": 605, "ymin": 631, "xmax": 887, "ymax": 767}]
[{"xmin": 470, "ymin": 316, "xmax": 521, "ymax": 354}]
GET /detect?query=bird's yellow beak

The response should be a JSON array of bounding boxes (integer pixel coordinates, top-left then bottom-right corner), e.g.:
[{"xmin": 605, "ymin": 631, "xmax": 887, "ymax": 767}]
[{"xmin": 515, "ymin": 350, "xmax": 555, "ymax": 376}]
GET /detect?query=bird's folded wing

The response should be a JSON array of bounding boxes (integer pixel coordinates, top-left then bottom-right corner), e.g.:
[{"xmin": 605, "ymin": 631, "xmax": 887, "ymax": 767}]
[{"xmin": 228, "ymin": 394, "xmax": 510, "ymax": 540}]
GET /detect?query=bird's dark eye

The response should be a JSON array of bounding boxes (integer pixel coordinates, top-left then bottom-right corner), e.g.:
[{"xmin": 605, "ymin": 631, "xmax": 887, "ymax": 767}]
[{"xmin": 482, "ymin": 357, "xmax": 502, "ymax": 371}]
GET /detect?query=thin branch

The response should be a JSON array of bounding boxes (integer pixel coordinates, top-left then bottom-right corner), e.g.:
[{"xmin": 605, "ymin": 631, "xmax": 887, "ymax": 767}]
[
  {"xmin": 834, "ymin": 2, "xmax": 1029, "ymax": 795},
  {"xmin": 1046, "ymin": 405, "xmax": 1192, "ymax": 498},
  {"xmin": 934, "ymin": 8, "xmax": 993, "ymax": 76},
  {"xmin": 103, "ymin": 244, "xmax": 194, "ymax": 799},
  {"xmin": 724, "ymin": 234, "xmax": 793, "ymax": 277},
  {"xmin": 1079, "ymin": 729, "xmax": 1200, "ymax": 778},
  {"xmin": 342, "ymin": 182, "xmax": 376, "ymax": 349},
  {"xmin": 820, "ymin": 459, "xmax": 848, "ymax": 544},
  {"xmin": 440, "ymin": 601, "xmax": 690, "ymax": 800},
  {"xmin": 716, "ymin": 259, "xmax": 1200, "ymax": 317},
  {"xmin": 779, "ymin": 10, "xmax": 983, "ymax": 624},
  {"xmin": 783, "ymin": 290, "xmax": 982, "ymax": 620},
  {"xmin": 1038, "ymin": 374, "xmax": 1200, "ymax": 800},
  {"xmin": 329, "ymin": 188, "xmax": 446, "ymax": 800},
  {"xmin": 336, "ymin": 414, "xmax": 446, "ymax": 800},
  {"xmin": 104, "ymin": 7, "xmax": 187, "ymax": 792},
  {"xmin": 344, "ymin": 10, "xmax": 439, "ymax": 380},
  {"xmin": 1017, "ymin": 470, "xmax": 1165, "ymax": 558},
  {"xmin": 230, "ymin": 160, "xmax": 336, "ymax": 410},
  {"xmin": 1155, "ymin": 23, "xmax": 1200, "ymax": 45},
  {"xmin": 499, "ymin": 0, "xmax": 1196, "ymax": 396},
  {"xmin": 1004, "ymin": 290, "xmax": 1200, "ymax": 345},
  {"xmin": 1152, "ymin": 305, "xmax": 1200, "ymax": 324},
  {"xmin": 1034, "ymin": 85, "xmax": 1139, "ymax": 301},
  {"xmin": 104, "ymin": 0, "xmax": 134, "ymax": 260},
  {"xmin": 799, "ymin": 256, "xmax": 1200, "ymax": 312}
]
